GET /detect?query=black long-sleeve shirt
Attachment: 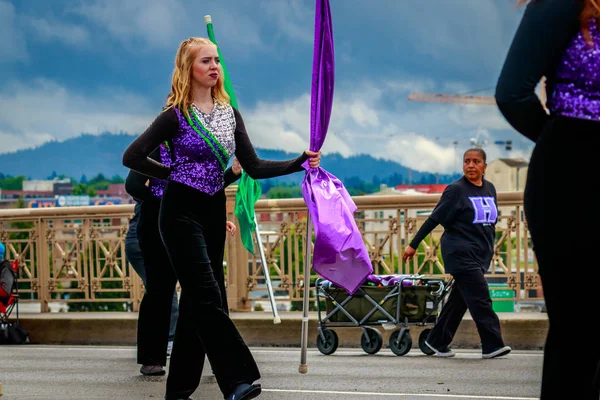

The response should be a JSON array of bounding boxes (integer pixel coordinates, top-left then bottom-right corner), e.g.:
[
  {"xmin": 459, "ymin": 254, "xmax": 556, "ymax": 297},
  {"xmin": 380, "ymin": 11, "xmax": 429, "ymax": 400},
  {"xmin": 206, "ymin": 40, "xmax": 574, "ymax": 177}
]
[
  {"xmin": 122, "ymin": 107, "xmax": 308, "ymax": 183},
  {"xmin": 409, "ymin": 177, "xmax": 498, "ymax": 273},
  {"xmin": 495, "ymin": 0, "xmax": 582, "ymax": 142},
  {"xmin": 124, "ymin": 148, "xmax": 159, "ymax": 202}
]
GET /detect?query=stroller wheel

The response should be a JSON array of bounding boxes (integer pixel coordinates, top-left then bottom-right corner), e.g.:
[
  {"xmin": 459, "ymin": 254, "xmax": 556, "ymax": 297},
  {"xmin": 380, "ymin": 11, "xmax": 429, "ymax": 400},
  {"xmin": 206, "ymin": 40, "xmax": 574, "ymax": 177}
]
[
  {"xmin": 360, "ymin": 327, "xmax": 383, "ymax": 355},
  {"xmin": 389, "ymin": 329, "xmax": 412, "ymax": 356},
  {"xmin": 419, "ymin": 328, "xmax": 434, "ymax": 355},
  {"xmin": 316, "ymin": 329, "xmax": 339, "ymax": 355}
]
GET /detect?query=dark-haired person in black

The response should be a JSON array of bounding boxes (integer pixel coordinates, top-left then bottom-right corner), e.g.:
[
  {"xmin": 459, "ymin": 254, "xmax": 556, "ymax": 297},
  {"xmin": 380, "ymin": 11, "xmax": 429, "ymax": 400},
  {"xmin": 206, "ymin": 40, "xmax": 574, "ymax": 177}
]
[
  {"xmin": 403, "ymin": 148, "xmax": 511, "ymax": 360},
  {"xmin": 496, "ymin": 0, "xmax": 600, "ymax": 397},
  {"xmin": 125, "ymin": 145, "xmax": 241, "ymax": 377}
]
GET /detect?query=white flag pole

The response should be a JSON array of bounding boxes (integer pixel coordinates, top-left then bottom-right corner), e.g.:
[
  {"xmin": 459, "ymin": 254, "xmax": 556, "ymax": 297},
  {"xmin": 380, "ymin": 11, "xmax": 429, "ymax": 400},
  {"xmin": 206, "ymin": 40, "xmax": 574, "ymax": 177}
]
[
  {"xmin": 254, "ymin": 215, "xmax": 281, "ymax": 324},
  {"xmin": 298, "ymin": 212, "xmax": 313, "ymax": 374}
]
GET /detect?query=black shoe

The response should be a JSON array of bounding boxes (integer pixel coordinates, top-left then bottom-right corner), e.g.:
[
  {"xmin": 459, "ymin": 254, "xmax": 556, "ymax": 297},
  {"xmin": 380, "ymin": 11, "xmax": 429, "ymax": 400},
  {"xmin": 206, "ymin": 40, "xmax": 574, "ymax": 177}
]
[
  {"xmin": 140, "ymin": 364, "xmax": 165, "ymax": 376},
  {"xmin": 225, "ymin": 383, "xmax": 261, "ymax": 400}
]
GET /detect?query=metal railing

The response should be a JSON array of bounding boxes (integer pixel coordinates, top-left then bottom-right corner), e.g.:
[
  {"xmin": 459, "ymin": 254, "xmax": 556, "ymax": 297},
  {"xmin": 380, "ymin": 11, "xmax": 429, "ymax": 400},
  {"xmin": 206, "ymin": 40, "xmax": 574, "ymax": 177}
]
[{"xmin": 0, "ymin": 188, "xmax": 538, "ymax": 313}]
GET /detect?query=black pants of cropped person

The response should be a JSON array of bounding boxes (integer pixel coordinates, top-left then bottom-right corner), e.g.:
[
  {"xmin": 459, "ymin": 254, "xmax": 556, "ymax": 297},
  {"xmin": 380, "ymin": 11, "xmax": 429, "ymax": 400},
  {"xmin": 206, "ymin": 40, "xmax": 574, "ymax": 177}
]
[
  {"xmin": 136, "ymin": 199, "xmax": 179, "ymax": 367},
  {"xmin": 524, "ymin": 116, "xmax": 600, "ymax": 400},
  {"xmin": 159, "ymin": 181, "xmax": 260, "ymax": 400},
  {"xmin": 426, "ymin": 267, "xmax": 505, "ymax": 354}
]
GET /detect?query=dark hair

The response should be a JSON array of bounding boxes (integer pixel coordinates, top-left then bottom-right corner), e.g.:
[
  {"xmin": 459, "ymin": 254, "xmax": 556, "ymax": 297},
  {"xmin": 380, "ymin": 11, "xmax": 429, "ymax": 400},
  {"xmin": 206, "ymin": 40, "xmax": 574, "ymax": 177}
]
[{"xmin": 463, "ymin": 147, "xmax": 487, "ymax": 163}]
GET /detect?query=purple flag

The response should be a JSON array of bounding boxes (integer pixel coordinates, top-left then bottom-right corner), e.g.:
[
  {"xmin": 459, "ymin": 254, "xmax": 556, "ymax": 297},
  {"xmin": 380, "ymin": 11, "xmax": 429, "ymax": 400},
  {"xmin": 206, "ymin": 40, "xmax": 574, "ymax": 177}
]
[{"xmin": 301, "ymin": 0, "xmax": 372, "ymax": 295}]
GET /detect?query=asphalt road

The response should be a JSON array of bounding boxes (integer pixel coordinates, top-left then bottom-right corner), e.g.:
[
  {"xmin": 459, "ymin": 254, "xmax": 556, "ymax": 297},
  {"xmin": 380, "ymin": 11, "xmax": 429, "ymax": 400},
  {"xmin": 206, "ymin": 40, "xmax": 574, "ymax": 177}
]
[{"xmin": 0, "ymin": 345, "xmax": 543, "ymax": 399}]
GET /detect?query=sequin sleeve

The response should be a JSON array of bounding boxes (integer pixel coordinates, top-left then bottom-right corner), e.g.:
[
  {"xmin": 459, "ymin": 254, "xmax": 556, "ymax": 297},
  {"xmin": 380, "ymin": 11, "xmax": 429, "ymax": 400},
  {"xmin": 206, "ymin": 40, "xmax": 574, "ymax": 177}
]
[
  {"xmin": 232, "ymin": 107, "xmax": 309, "ymax": 179},
  {"xmin": 495, "ymin": 0, "xmax": 581, "ymax": 142},
  {"xmin": 122, "ymin": 108, "xmax": 178, "ymax": 180}
]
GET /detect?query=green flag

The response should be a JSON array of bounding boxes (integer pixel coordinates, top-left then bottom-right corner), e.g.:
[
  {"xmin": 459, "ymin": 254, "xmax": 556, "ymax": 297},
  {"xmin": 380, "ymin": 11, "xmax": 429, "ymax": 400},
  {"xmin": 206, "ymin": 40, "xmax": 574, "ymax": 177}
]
[
  {"xmin": 205, "ymin": 15, "xmax": 261, "ymax": 254},
  {"xmin": 205, "ymin": 16, "xmax": 238, "ymax": 110},
  {"xmin": 234, "ymin": 172, "xmax": 262, "ymax": 254}
]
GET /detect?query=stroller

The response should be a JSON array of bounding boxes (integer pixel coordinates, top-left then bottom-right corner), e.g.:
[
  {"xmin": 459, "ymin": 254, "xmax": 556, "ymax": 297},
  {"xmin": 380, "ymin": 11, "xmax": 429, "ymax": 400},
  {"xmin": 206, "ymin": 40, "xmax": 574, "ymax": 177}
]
[
  {"xmin": 0, "ymin": 257, "xmax": 29, "ymax": 344},
  {"xmin": 315, "ymin": 274, "xmax": 454, "ymax": 356}
]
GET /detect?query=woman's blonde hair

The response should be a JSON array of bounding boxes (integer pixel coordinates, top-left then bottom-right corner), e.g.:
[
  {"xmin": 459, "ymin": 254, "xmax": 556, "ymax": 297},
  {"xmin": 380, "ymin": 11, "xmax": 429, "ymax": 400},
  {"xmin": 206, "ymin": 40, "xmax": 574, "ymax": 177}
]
[
  {"xmin": 164, "ymin": 37, "xmax": 230, "ymax": 119},
  {"xmin": 518, "ymin": 0, "xmax": 600, "ymax": 44}
]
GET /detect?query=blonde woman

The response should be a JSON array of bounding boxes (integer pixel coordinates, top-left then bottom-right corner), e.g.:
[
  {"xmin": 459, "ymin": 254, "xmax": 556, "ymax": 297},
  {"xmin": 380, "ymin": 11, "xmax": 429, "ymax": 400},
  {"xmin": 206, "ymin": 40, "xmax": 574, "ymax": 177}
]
[
  {"xmin": 123, "ymin": 37, "xmax": 320, "ymax": 400},
  {"xmin": 496, "ymin": 0, "xmax": 600, "ymax": 397}
]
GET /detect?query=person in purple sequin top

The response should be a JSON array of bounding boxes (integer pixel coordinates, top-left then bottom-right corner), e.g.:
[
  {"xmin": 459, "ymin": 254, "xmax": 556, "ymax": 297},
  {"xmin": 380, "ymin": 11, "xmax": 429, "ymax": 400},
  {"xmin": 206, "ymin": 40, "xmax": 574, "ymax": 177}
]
[
  {"xmin": 125, "ymin": 145, "xmax": 242, "ymax": 378},
  {"xmin": 123, "ymin": 37, "xmax": 321, "ymax": 400},
  {"xmin": 496, "ymin": 1, "xmax": 600, "ymax": 398}
]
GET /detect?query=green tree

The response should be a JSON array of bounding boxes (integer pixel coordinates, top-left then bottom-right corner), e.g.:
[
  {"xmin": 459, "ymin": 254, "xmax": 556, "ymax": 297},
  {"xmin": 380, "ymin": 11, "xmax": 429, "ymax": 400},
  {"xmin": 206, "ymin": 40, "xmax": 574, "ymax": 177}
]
[
  {"xmin": 88, "ymin": 174, "xmax": 107, "ymax": 185},
  {"xmin": 266, "ymin": 185, "xmax": 302, "ymax": 199},
  {"xmin": 0, "ymin": 175, "xmax": 26, "ymax": 190},
  {"xmin": 73, "ymin": 183, "xmax": 87, "ymax": 195},
  {"xmin": 110, "ymin": 175, "xmax": 124, "ymax": 184}
]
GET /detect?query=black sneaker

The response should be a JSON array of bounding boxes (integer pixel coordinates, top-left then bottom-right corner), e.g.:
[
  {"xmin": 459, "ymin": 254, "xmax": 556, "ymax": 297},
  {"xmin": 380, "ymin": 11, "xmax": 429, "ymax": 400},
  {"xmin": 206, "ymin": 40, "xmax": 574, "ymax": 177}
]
[
  {"xmin": 140, "ymin": 364, "xmax": 165, "ymax": 376},
  {"xmin": 482, "ymin": 345, "xmax": 511, "ymax": 359},
  {"xmin": 425, "ymin": 341, "xmax": 455, "ymax": 357}
]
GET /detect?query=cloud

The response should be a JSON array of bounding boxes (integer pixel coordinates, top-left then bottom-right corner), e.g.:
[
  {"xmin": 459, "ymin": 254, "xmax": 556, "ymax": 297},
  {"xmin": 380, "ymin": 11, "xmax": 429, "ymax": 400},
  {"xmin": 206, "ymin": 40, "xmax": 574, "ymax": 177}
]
[
  {"xmin": 23, "ymin": 16, "xmax": 90, "ymax": 47},
  {"xmin": 0, "ymin": 130, "xmax": 54, "ymax": 154},
  {"xmin": 259, "ymin": 0, "xmax": 314, "ymax": 43},
  {"xmin": 0, "ymin": 79, "xmax": 155, "ymax": 152},
  {"xmin": 69, "ymin": 0, "xmax": 270, "ymax": 54},
  {"xmin": 331, "ymin": 0, "xmax": 521, "ymax": 78},
  {"xmin": 72, "ymin": 0, "xmax": 188, "ymax": 49},
  {"xmin": 241, "ymin": 78, "xmax": 520, "ymax": 174},
  {"xmin": 0, "ymin": 1, "xmax": 28, "ymax": 62},
  {"xmin": 0, "ymin": 73, "xmax": 526, "ymax": 176}
]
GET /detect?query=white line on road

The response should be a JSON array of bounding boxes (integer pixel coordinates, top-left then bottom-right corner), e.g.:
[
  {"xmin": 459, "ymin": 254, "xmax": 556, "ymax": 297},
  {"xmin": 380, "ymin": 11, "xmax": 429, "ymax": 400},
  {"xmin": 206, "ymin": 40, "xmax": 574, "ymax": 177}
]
[
  {"xmin": 8, "ymin": 346, "xmax": 543, "ymax": 357},
  {"xmin": 263, "ymin": 388, "xmax": 536, "ymax": 399}
]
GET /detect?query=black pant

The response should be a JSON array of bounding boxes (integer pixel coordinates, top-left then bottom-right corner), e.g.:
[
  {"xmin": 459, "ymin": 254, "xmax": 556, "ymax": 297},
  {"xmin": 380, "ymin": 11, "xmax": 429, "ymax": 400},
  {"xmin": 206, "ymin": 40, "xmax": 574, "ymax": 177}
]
[
  {"xmin": 136, "ymin": 200, "xmax": 178, "ymax": 366},
  {"xmin": 159, "ymin": 181, "xmax": 260, "ymax": 399},
  {"xmin": 524, "ymin": 116, "xmax": 600, "ymax": 399},
  {"xmin": 427, "ymin": 267, "xmax": 504, "ymax": 354}
]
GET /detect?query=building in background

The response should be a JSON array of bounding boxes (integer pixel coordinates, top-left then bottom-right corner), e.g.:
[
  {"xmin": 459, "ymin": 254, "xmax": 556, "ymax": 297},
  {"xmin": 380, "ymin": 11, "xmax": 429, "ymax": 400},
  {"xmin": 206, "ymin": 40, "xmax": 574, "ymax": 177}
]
[
  {"xmin": 486, "ymin": 158, "xmax": 529, "ymax": 192},
  {"xmin": 0, "ymin": 180, "xmax": 133, "ymax": 208}
]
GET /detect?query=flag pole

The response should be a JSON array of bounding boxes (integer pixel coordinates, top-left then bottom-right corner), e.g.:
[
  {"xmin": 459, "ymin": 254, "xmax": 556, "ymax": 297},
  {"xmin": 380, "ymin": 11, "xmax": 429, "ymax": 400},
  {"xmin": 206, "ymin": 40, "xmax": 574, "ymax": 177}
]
[
  {"xmin": 204, "ymin": 15, "xmax": 280, "ymax": 324},
  {"xmin": 298, "ymin": 212, "xmax": 312, "ymax": 374},
  {"xmin": 254, "ymin": 215, "xmax": 281, "ymax": 324}
]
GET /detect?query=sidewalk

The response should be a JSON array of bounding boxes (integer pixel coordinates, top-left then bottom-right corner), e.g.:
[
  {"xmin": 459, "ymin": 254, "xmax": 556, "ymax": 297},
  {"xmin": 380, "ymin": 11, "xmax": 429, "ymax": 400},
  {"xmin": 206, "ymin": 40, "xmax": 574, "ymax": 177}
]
[{"xmin": 15, "ymin": 311, "xmax": 548, "ymax": 349}]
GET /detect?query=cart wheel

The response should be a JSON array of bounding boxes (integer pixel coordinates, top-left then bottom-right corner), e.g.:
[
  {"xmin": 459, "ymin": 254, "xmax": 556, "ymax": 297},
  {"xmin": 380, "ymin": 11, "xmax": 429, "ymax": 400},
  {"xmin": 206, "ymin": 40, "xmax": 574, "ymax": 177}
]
[
  {"xmin": 389, "ymin": 329, "xmax": 413, "ymax": 356},
  {"xmin": 360, "ymin": 327, "xmax": 383, "ymax": 355},
  {"xmin": 316, "ymin": 329, "xmax": 339, "ymax": 355},
  {"xmin": 419, "ymin": 328, "xmax": 434, "ymax": 355}
]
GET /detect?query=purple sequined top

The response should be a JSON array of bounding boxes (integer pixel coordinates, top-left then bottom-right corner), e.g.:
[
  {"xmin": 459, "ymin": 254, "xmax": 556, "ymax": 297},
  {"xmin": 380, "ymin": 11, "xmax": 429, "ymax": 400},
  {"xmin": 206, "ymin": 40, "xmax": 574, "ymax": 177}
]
[
  {"xmin": 549, "ymin": 19, "xmax": 600, "ymax": 121},
  {"xmin": 168, "ymin": 106, "xmax": 235, "ymax": 195},
  {"xmin": 149, "ymin": 144, "xmax": 170, "ymax": 198},
  {"xmin": 122, "ymin": 103, "xmax": 307, "ymax": 197}
]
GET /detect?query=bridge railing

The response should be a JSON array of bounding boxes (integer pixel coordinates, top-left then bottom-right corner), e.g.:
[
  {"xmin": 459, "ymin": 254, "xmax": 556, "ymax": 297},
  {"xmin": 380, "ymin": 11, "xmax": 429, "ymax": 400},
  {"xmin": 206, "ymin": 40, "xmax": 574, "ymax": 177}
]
[{"xmin": 0, "ymin": 189, "xmax": 538, "ymax": 313}]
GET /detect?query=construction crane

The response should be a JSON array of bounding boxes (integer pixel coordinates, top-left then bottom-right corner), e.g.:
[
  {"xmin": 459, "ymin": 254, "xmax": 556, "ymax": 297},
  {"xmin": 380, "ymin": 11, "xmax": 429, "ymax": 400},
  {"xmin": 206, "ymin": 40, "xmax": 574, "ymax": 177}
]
[
  {"xmin": 407, "ymin": 92, "xmax": 496, "ymax": 105},
  {"xmin": 408, "ymin": 77, "xmax": 547, "ymax": 108}
]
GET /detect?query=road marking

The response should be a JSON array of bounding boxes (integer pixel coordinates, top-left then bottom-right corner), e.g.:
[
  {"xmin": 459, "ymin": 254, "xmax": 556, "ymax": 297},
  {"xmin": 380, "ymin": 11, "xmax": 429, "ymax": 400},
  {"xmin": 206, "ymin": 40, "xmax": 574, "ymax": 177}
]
[
  {"xmin": 263, "ymin": 388, "xmax": 536, "ymax": 399},
  {"xmin": 251, "ymin": 349, "xmax": 543, "ymax": 357},
  {"xmin": 7, "ymin": 346, "xmax": 543, "ymax": 357}
]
